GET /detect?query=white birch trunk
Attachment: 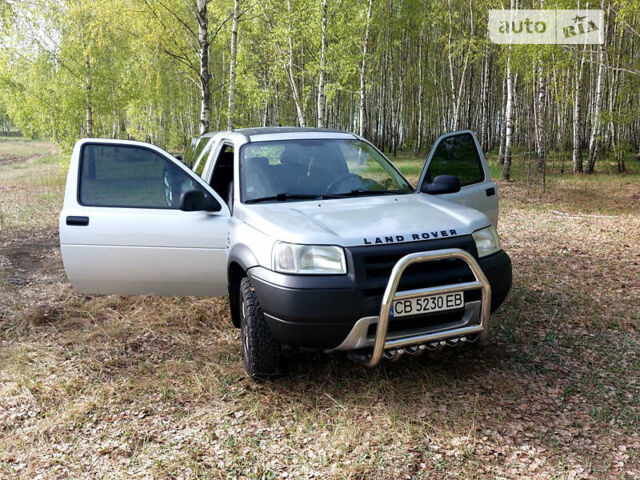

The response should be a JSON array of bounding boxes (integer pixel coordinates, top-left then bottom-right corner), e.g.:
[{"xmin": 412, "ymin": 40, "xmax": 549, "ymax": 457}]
[
  {"xmin": 534, "ymin": 59, "xmax": 546, "ymax": 171},
  {"xmin": 317, "ymin": 0, "xmax": 328, "ymax": 128},
  {"xmin": 197, "ymin": 0, "xmax": 210, "ymax": 135},
  {"xmin": 446, "ymin": 0, "xmax": 472, "ymax": 131},
  {"xmin": 84, "ymin": 54, "xmax": 93, "ymax": 138},
  {"xmin": 572, "ymin": 45, "xmax": 586, "ymax": 173},
  {"xmin": 359, "ymin": 0, "xmax": 373, "ymax": 137},
  {"xmin": 479, "ymin": 44, "xmax": 490, "ymax": 152},
  {"xmin": 498, "ymin": 74, "xmax": 506, "ymax": 165},
  {"xmin": 415, "ymin": 31, "xmax": 424, "ymax": 153},
  {"xmin": 502, "ymin": 52, "xmax": 514, "ymax": 180},
  {"xmin": 287, "ymin": 0, "xmax": 306, "ymax": 127},
  {"xmin": 587, "ymin": 44, "xmax": 606, "ymax": 173},
  {"xmin": 227, "ymin": 0, "xmax": 240, "ymax": 131}
]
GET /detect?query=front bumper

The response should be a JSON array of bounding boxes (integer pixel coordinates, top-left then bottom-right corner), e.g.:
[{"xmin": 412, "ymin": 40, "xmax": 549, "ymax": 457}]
[{"xmin": 247, "ymin": 246, "xmax": 512, "ymax": 352}]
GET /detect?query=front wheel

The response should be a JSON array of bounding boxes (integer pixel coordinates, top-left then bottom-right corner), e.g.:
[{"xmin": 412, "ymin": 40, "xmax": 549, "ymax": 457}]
[{"xmin": 239, "ymin": 277, "xmax": 282, "ymax": 377}]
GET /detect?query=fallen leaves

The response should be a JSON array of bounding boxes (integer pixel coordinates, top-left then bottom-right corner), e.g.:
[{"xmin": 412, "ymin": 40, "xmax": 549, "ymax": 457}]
[{"xmin": 1, "ymin": 171, "xmax": 639, "ymax": 479}]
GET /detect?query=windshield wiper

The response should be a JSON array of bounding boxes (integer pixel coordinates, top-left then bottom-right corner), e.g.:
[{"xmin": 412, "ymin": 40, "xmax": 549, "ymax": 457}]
[
  {"xmin": 246, "ymin": 189, "xmax": 410, "ymax": 203},
  {"xmin": 324, "ymin": 189, "xmax": 409, "ymax": 198},
  {"xmin": 245, "ymin": 193, "xmax": 323, "ymax": 204}
]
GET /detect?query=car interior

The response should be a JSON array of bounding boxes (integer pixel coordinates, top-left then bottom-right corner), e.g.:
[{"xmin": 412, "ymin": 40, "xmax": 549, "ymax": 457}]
[
  {"xmin": 209, "ymin": 144, "xmax": 234, "ymax": 210},
  {"xmin": 241, "ymin": 144, "xmax": 353, "ymax": 201}
]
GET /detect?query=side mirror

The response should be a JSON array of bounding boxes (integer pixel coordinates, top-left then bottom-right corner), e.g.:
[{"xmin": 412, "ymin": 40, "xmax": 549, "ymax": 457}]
[
  {"xmin": 420, "ymin": 175, "xmax": 461, "ymax": 194},
  {"xmin": 179, "ymin": 190, "xmax": 221, "ymax": 212},
  {"xmin": 174, "ymin": 154, "xmax": 183, "ymax": 161}
]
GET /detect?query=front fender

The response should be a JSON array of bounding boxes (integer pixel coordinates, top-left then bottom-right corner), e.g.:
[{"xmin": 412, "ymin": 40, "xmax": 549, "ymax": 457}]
[{"xmin": 227, "ymin": 243, "xmax": 260, "ymax": 275}]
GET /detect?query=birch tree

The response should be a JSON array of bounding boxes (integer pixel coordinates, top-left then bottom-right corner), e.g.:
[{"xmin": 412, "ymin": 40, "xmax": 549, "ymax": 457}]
[
  {"xmin": 1, "ymin": 0, "xmax": 639, "ymax": 168},
  {"xmin": 196, "ymin": 0, "xmax": 211, "ymax": 134},
  {"xmin": 445, "ymin": 0, "xmax": 473, "ymax": 131},
  {"xmin": 587, "ymin": 6, "xmax": 610, "ymax": 174},
  {"xmin": 285, "ymin": 0, "xmax": 306, "ymax": 126},
  {"xmin": 502, "ymin": 52, "xmax": 515, "ymax": 181},
  {"xmin": 359, "ymin": 0, "xmax": 373, "ymax": 137},
  {"xmin": 479, "ymin": 44, "xmax": 491, "ymax": 152},
  {"xmin": 572, "ymin": 45, "xmax": 587, "ymax": 173},
  {"xmin": 533, "ymin": 59, "xmax": 546, "ymax": 171},
  {"xmin": 316, "ymin": 0, "xmax": 328, "ymax": 128},
  {"xmin": 227, "ymin": 0, "xmax": 240, "ymax": 130}
]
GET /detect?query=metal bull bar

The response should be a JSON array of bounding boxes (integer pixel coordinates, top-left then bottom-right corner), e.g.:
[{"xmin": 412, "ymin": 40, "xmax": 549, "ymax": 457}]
[{"xmin": 364, "ymin": 248, "xmax": 491, "ymax": 367}]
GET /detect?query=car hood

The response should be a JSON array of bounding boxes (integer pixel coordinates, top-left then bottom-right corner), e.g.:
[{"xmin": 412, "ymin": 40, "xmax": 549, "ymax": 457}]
[{"xmin": 239, "ymin": 193, "xmax": 490, "ymax": 248}]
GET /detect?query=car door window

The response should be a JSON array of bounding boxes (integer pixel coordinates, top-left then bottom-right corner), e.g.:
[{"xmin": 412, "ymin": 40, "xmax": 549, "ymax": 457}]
[
  {"xmin": 182, "ymin": 138, "xmax": 198, "ymax": 168},
  {"xmin": 79, "ymin": 143, "xmax": 208, "ymax": 209},
  {"xmin": 193, "ymin": 141, "xmax": 214, "ymax": 177},
  {"xmin": 426, "ymin": 133, "xmax": 484, "ymax": 186}
]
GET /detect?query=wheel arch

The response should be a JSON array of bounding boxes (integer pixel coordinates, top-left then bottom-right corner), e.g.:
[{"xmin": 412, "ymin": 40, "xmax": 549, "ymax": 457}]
[{"xmin": 227, "ymin": 245, "xmax": 260, "ymax": 328}]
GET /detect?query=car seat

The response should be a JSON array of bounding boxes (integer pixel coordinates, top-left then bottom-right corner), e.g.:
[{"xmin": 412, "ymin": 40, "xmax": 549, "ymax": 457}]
[
  {"xmin": 306, "ymin": 144, "xmax": 350, "ymax": 192},
  {"xmin": 243, "ymin": 156, "xmax": 277, "ymax": 200}
]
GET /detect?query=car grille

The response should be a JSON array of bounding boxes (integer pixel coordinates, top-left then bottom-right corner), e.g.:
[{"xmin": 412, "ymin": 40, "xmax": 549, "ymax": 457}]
[{"xmin": 347, "ymin": 236, "xmax": 480, "ymax": 301}]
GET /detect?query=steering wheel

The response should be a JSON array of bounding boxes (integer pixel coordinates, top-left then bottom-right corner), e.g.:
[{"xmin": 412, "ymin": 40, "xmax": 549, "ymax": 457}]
[{"xmin": 326, "ymin": 173, "xmax": 363, "ymax": 194}]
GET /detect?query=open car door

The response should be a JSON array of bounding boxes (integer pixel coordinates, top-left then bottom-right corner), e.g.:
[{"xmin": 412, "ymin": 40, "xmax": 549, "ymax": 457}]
[
  {"xmin": 417, "ymin": 130, "xmax": 498, "ymax": 226},
  {"xmin": 59, "ymin": 139, "xmax": 229, "ymax": 296}
]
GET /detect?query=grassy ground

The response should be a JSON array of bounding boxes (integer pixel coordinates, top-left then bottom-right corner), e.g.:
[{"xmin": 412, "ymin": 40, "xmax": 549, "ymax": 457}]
[{"xmin": 1, "ymin": 137, "xmax": 639, "ymax": 479}]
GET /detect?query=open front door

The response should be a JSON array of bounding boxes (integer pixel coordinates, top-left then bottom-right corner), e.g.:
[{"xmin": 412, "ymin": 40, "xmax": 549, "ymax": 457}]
[
  {"xmin": 418, "ymin": 130, "xmax": 498, "ymax": 226},
  {"xmin": 59, "ymin": 139, "xmax": 229, "ymax": 296}
]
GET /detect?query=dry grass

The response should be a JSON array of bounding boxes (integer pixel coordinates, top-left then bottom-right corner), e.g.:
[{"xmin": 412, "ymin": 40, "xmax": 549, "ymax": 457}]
[
  {"xmin": 0, "ymin": 137, "xmax": 55, "ymax": 159},
  {"xmin": 0, "ymin": 139, "xmax": 638, "ymax": 479},
  {"xmin": 0, "ymin": 137, "xmax": 65, "ymax": 232}
]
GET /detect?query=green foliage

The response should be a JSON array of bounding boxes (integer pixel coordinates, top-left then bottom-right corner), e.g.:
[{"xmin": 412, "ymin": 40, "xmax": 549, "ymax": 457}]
[{"xmin": 0, "ymin": 0, "xmax": 638, "ymax": 169}]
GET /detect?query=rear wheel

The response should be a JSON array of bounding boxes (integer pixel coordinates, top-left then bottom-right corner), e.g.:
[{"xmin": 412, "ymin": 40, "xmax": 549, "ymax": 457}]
[{"xmin": 239, "ymin": 277, "xmax": 281, "ymax": 377}]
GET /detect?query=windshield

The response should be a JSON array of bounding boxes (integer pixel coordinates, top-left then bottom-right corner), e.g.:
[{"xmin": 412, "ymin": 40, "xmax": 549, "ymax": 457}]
[{"xmin": 240, "ymin": 139, "xmax": 413, "ymax": 203}]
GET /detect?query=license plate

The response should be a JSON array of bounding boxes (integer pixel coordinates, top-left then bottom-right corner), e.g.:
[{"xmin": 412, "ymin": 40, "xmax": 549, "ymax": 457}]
[{"xmin": 390, "ymin": 291, "xmax": 464, "ymax": 318}]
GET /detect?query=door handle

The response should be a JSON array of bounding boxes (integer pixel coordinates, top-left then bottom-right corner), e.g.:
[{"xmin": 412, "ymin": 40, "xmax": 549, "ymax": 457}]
[
  {"xmin": 485, "ymin": 187, "xmax": 496, "ymax": 197},
  {"xmin": 66, "ymin": 216, "xmax": 89, "ymax": 226}
]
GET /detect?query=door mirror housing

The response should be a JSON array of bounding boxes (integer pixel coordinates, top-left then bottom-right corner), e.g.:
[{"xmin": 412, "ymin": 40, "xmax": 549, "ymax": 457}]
[
  {"xmin": 420, "ymin": 175, "xmax": 461, "ymax": 194},
  {"xmin": 179, "ymin": 190, "xmax": 221, "ymax": 212},
  {"xmin": 174, "ymin": 154, "xmax": 183, "ymax": 161}
]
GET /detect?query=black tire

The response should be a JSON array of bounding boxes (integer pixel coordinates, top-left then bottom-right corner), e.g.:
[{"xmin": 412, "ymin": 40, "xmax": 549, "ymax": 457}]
[{"xmin": 239, "ymin": 277, "xmax": 281, "ymax": 377}]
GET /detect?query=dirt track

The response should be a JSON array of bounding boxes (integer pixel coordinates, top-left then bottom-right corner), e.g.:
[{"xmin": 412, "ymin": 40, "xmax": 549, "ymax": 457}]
[{"xmin": 1, "ymin": 227, "xmax": 61, "ymax": 287}]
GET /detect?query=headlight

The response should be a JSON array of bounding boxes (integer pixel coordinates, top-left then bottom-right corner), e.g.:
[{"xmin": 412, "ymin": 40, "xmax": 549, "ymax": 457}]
[
  {"xmin": 272, "ymin": 242, "xmax": 347, "ymax": 274},
  {"xmin": 472, "ymin": 226, "xmax": 501, "ymax": 258}
]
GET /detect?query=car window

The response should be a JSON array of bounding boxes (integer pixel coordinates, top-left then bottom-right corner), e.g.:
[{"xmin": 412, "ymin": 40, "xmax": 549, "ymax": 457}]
[
  {"xmin": 182, "ymin": 138, "xmax": 199, "ymax": 168},
  {"xmin": 79, "ymin": 143, "xmax": 208, "ymax": 209},
  {"xmin": 194, "ymin": 138, "xmax": 211, "ymax": 162},
  {"xmin": 240, "ymin": 139, "xmax": 413, "ymax": 202},
  {"xmin": 193, "ymin": 140, "xmax": 214, "ymax": 177},
  {"xmin": 426, "ymin": 133, "xmax": 484, "ymax": 186}
]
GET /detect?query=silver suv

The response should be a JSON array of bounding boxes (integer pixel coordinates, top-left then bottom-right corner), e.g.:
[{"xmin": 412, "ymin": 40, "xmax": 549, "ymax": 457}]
[{"xmin": 59, "ymin": 127, "xmax": 511, "ymax": 377}]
